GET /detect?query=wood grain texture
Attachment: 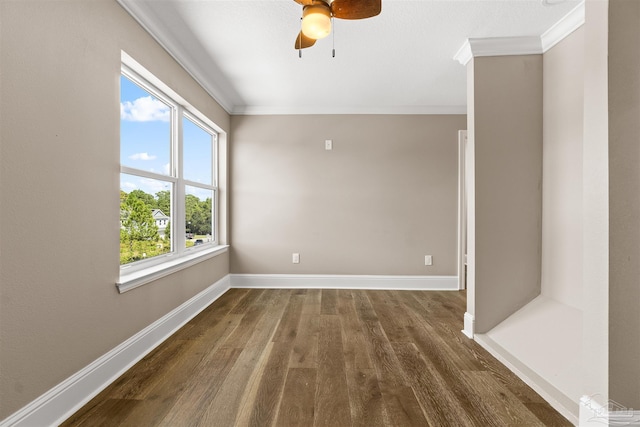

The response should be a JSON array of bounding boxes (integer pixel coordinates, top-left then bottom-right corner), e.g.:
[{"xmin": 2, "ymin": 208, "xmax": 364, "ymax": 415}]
[
  {"xmin": 392, "ymin": 342, "xmax": 476, "ymax": 427},
  {"xmin": 276, "ymin": 367, "xmax": 316, "ymax": 427},
  {"xmin": 315, "ymin": 315, "xmax": 352, "ymax": 427},
  {"xmin": 247, "ymin": 292, "xmax": 305, "ymax": 426},
  {"xmin": 62, "ymin": 289, "xmax": 572, "ymax": 427},
  {"xmin": 290, "ymin": 289, "xmax": 321, "ymax": 368}
]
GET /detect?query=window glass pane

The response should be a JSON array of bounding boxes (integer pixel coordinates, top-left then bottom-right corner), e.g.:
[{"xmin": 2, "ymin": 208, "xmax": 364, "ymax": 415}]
[
  {"xmin": 120, "ymin": 173, "xmax": 172, "ymax": 265},
  {"xmin": 183, "ymin": 116, "xmax": 213, "ymax": 185},
  {"xmin": 120, "ymin": 75, "xmax": 171, "ymax": 175},
  {"xmin": 185, "ymin": 185, "xmax": 213, "ymax": 248}
]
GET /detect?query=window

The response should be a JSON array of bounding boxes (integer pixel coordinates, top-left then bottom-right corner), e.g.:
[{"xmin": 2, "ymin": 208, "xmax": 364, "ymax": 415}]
[{"xmin": 119, "ymin": 64, "xmax": 219, "ymax": 278}]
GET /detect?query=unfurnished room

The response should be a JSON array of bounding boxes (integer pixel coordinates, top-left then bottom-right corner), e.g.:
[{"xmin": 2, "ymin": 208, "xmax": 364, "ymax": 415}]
[{"xmin": 1, "ymin": 0, "xmax": 639, "ymax": 426}]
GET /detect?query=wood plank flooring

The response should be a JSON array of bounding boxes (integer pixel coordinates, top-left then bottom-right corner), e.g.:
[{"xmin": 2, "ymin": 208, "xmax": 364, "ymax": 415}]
[{"xmin": 62, "ymin": 289, "xmax": 572, "ymax": 427}]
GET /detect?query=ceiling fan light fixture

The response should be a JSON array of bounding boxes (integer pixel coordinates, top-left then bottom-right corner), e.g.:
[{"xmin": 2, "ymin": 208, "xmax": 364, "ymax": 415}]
[{"xmin": 301, "ymin": 3, "xmax": 332, "ymax": 40}]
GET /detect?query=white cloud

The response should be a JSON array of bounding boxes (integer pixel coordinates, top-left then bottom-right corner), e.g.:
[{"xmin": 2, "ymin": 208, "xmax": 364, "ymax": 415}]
[
  {"xmin": 121, "ymin": 181, "xmax": 137, "ymax": 190},
  {"xmin": 141, "ymin": 178, "xmax": 170, "ymax": 194},
  {"xmin": 120, "ymin": 96, "xmax": 170, "ymax": 122},
  {"xmin": 129, "ymin": 152, "xmax": 157, "ymax": 161},
  {"xmin": 163, "ymin": 163, "xmax": 171, "ymax": 175}
]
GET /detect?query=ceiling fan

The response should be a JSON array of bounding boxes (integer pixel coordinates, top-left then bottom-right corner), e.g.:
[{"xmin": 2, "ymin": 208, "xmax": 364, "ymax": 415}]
[{"xmin": 294, "ymin": 0, "xmax": 381, "ymax": 50}]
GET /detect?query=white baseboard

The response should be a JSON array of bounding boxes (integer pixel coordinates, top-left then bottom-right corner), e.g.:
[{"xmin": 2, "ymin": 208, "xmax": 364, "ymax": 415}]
[
  {"xmin": 229, "ymin": 274, "xmax": 459, "ymax": 291},
  {"xmin": 474, "ymin": 333, "xmax": 578, "ymax": 425},
  {"xmin": 462, "ymin": 312, "xmax": 474, "ymax": 338},
  {"xmin": 0, "ymin": 275, "xmax": 231, "ymax": 427},
  {"xmin": 580, "ymin": 395, "xmax": 640, "ymax": 426}
]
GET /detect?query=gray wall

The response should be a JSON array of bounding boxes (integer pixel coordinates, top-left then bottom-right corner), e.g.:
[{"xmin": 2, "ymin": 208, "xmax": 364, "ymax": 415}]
[
  {"xmin": 468, "ymin": 55, "xmax": 543, "ymax": 333},
  {"xmin": 0, "ymin": 1, "xmax": 230, "ymax": 418},
  {"xmin": 230, "ymin": 115, "xmax": 466, "ymax": 275},
  {"xmin": 608, "ymin": 0, "xmax": 640, "ymax": 409}
]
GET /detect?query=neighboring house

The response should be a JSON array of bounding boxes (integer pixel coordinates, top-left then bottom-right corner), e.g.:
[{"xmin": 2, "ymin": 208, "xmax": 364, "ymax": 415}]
[{"xmin": 152, "ymin": 209, "xmax": 170, "ymax": 236}]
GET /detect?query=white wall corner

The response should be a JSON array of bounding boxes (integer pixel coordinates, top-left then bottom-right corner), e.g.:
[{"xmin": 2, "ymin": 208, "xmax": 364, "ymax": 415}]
[
  {"xmin": 230, "ymin": 274, "xmax": 459, "ymax": 291},
  {"xmin": 580, "ymin": 395, "xmax": 640, "ymax": 427},
  {"xmin": 0, "ymin": 275, "xmax": 231, "ymax": 427},
  {"xmin": 541, "ymin": 1, "xmax": 585, "ymax": 53},
  {"xmin": 462, "ymin": 311, "xmax": 474, "ymax": 338}
]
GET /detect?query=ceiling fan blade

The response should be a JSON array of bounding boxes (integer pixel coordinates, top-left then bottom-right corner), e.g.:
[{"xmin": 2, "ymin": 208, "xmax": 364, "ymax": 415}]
[
  {"xmin": 294, "ymin": 31, "xmax": 316, "ymax": 49},
  {"xmin": 293, "ymin": 0, "xmax": 314, "ymax": 5},
  {"xmin": 331, "ymin": 0, "xmax": 381, "ymax": 19}
]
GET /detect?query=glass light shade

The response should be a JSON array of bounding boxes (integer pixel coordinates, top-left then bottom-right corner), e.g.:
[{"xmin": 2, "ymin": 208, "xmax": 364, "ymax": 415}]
[{"xmin": 301, "ymin": 4, "xmax": 331, "ymax": 40}]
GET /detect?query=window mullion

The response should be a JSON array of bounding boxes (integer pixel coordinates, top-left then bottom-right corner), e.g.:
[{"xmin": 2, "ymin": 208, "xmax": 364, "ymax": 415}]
[
  {"xmin": 174, "ymin": 105, "xmax": 186, "ymax": 254},
  {"xmin": 214, "ymin": 134, "xmax": 219, "ymax": 244},
  {"xmin": 213, "ymin": 133, "xmax": 218, "ymax": 188},
  {"xmin": 213, "ymin": 187, "xmax": 218, "ymax": 245},
  {"xmin": 120, "ymin": 166, "xmax": 177, "ymax": 183},
  {"xmin": 183, "ymin": 180, "xmax": 216, "ymax": 190}
]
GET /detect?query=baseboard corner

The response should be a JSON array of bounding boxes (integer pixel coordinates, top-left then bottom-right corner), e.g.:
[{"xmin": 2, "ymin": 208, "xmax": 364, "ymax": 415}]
[
  {"xmin": 462, "ymin": 311, "xmax": 474, "ymax": 338},
  {"xmin": 580, "ymin": 394, "xmax": 640, "ymax": 426}
]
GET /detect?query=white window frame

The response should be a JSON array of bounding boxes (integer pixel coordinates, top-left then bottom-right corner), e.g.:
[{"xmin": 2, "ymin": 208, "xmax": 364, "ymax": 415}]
[{"xmin": 117, "ymin": 53, "xmax": 226, "ymax": 293}]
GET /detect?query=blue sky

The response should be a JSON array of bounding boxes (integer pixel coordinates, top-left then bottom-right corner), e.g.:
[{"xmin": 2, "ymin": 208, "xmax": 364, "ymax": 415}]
[{"xmin": 120, "ymin": 75, "xmax": 213, "ymax": 201}]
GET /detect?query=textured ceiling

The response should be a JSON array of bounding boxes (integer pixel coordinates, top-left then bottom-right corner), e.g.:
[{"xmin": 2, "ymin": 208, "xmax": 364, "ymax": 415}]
[{"xmin": 118, "ymin": 0, "xmax": 581, "ymax": 115}]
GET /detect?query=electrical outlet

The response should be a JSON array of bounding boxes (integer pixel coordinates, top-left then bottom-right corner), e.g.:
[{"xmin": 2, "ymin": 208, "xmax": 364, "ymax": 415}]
[
  {"xmin": 292, "ymin": 253, "xmax": 300, "ymax": 264},
  {"xmin": 325, "ymin": 139, "xmax": 333, "ymax": 150},
  {"xmin": 424, "ymin": 255, "xmax": 433, "ymax": 266}
]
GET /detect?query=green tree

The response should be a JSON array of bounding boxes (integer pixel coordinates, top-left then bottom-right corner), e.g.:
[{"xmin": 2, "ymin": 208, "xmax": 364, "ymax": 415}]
[
  {"xmin": 190, "ymin": 209, "xmax": 206, "ymax": 235},
  {"xmin": 196, "ymin": 198, "xmax": 212, "ymax": 235},
  {"xmin": 121, "ymin": 196, "xmax": 159, "ymax": 259},
  {"xmin": 202, "ymin": 197, "xmax": 212, "ymax": 235},
  {"xmin": 185, "ymin": 194, "xmax": 201, "ymax": 233},
  {"xmin": 185, "ymin": 195, "xmax": 212, "ymax": 235},
  {"xmin": 165, "ymin": 220, "xmax": 171, "ymax": 241},
  {"xmin": 156, "ymin": 190, "xmax": 170, "ymax": 216},
  {"xmin": 127, "ymin": 189, "xmax": 157, "ymax": 209}
]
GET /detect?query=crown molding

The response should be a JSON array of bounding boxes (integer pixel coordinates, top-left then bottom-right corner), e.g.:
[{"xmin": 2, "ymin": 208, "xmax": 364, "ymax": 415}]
[
  {"xmin": 453, "ymin": 40, "xmax": 474, "ymax": 67},
  {"xmin": 454, "ymin": 1, "xmax": 585, "ymax": 66},
  {"xmin": 454, "ymin": 36, "xmax": 543, "ymax": 66},
  {"xmin": 541, "ymin": 1, "xmax": 585, "ymax": 52},
  {"xmin": 120, "ymin": 0, "xmax": 584, "ymax": 116},
  {"xmin": 232, "ymin": 105, "xmax": 468, "ymax": 116},
  {"xmin": 120, "ymin": 0, "xmax": 465, "ymax": 117},
  {"xmin": 117, "ymin": 0, "xmax": 235, "ymax": 114}
]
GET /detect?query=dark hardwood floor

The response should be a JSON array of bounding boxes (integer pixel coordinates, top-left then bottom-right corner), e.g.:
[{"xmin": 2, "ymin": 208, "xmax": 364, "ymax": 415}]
[{"xmin": 62, "ymin": 289, "xmax": 572, "ymax": 426}]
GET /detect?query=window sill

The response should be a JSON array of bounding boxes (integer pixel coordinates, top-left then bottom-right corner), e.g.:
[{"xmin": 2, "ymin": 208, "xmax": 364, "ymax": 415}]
[{"xmin": 117, "ymin": 245, "xmax": 229, "ymax": 293}]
